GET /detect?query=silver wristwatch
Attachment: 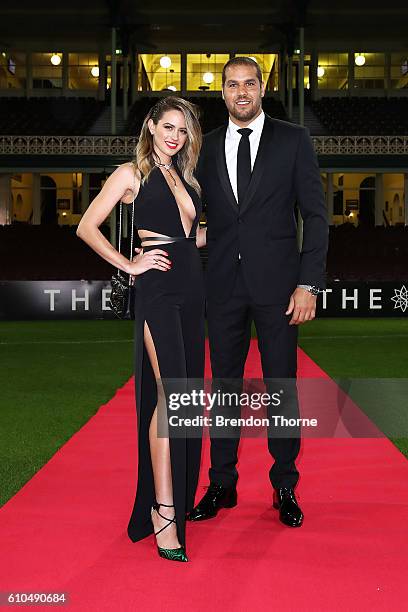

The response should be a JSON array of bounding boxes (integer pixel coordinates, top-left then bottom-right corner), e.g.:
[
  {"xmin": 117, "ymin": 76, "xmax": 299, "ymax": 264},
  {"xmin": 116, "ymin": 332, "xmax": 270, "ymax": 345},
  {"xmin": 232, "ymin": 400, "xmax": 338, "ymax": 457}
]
[{"xmin": 298, "ymin": 284, "xmax": 321, "ymax": 296}]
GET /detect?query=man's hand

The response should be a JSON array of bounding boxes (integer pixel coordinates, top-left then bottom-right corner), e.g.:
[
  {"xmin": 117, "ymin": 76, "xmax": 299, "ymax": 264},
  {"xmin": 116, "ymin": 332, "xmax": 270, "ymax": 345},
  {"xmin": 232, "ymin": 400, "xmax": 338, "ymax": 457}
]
[{"xmin": 285, "ymin": 287, "xmax": 317, "ymax": 325}]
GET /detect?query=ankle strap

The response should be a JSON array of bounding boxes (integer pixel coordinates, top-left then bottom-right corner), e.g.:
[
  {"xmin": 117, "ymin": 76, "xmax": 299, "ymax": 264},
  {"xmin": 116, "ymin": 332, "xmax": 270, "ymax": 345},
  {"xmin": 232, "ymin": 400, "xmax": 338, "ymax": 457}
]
[
  {"xmin": 152, "ymin": 502, "xmax": 176, "ymax": 537},
  {"xmin": 153, "ymin": 501, "xmax": 175, "ymax": 509}
]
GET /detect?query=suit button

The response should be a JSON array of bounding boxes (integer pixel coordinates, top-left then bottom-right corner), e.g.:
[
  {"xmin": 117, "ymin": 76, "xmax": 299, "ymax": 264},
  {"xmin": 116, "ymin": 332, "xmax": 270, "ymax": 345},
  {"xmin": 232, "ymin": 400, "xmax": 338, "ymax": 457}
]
[{"xmin": 238, "ymin": 218, "xmax": 242, "ymax": 224}]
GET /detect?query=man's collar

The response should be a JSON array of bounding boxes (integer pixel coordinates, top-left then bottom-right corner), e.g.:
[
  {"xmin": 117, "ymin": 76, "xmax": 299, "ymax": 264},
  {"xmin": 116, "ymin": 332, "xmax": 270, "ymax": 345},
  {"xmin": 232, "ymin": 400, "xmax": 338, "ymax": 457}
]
[{"xmin": 227, "ymin": 110, "xmax": 265, "ymax": 136}]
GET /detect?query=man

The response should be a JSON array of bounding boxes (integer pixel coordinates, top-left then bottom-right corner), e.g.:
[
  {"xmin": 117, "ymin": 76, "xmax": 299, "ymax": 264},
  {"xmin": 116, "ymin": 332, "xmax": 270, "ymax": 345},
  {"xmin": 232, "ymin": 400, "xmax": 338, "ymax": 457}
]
[{"xmin": 188, "ymin": 57, "xmax": 328, "ymax": 527}]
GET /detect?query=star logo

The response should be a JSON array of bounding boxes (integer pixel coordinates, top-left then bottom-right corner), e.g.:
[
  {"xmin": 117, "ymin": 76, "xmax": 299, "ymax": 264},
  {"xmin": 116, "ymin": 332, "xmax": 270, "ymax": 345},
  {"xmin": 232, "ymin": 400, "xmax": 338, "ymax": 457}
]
[{"xmin": 391, "ymin": 285, "xmax": 408, "ymax": 313}]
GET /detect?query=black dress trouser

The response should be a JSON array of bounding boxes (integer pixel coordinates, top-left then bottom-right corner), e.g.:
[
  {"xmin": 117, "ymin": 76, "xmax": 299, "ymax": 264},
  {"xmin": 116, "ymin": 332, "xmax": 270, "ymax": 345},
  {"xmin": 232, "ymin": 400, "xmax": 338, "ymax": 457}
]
[{"xmin": 206, "ymin": 263, "xmax": 301, "ymax": 490}]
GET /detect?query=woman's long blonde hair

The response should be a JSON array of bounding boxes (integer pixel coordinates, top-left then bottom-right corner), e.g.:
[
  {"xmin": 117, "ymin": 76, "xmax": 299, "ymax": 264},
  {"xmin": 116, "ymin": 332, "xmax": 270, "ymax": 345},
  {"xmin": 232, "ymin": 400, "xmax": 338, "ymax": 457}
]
[{"xmin": 134, "ymin": 96, "xmax": 202, "ymax": 195}]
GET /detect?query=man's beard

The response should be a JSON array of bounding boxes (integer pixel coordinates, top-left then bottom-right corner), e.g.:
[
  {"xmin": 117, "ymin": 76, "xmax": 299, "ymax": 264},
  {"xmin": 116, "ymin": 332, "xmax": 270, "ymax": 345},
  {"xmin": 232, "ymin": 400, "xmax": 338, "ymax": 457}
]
[{"xmin": 228, "ymin": 99, "xmax": 261, "ymax": 123}]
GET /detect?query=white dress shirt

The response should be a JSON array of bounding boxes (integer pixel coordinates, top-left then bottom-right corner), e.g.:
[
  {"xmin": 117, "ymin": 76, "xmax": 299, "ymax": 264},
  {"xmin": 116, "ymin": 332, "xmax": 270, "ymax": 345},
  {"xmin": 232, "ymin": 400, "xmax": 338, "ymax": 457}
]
[{"xmin": 225, "ymin": 110, "xmax": 265, "ymax": 202}]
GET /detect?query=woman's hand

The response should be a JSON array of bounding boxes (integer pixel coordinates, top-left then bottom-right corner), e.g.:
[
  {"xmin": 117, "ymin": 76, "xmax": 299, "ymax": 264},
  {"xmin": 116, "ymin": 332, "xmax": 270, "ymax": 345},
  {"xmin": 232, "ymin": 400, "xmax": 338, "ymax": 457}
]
[{"xmin": 126, "ymin": 248, "xmax": 172, "ymax": 275}]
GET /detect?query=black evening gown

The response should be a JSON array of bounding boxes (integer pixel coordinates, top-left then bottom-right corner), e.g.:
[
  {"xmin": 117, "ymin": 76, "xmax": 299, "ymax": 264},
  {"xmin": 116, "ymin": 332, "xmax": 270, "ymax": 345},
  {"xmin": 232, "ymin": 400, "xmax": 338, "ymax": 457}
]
[{"xmin": 127, "ymin": 165, "xmax": 205, "ymax": 548}]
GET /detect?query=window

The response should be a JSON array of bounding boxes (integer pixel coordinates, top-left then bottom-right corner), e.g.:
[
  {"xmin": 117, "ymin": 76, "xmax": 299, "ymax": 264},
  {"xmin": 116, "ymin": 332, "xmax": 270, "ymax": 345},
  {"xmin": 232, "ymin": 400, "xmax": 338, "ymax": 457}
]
[
  {"xmin": 69, "ymin": 54, "xmax": 99, "ymax": 90},
  {"xmin": 384, "ymin": 174, "xmax": 404, "ymax": 226},
  {"xmin": 186, "ymin": 54, "xmax": 229, "ymax": 91},
  {"xmin": 354, "ymin": 53, "xmax": 385, "ymax": 89},
  {"xmin": 138, "ymin": 54, "xmax": 181, "ymax": 92},
  {"xmin": 32, "ymin": 53, "xmax": 62, "ymax": 89},
  {"xmin": 317, "ymin": 53, "xmax": 348, "ymax": 90},
  {"xmin": 0, "ymin": 52, "xmax": 26, "ymax": 89},
  {"xmin": 40, "ymin": 173, "xmax": 83, "ymax": 225},
  {"xmin": 333, "ymin": 173, "xmax": 376, "ymax": 225},
  {"xmin": 390, "ymin": 53, "xmax": 408, "ymax": 89},
  {"xmin": 11, "ymin": 173, "xmax": 32, "ymax": 223},
  {"xmin": 290, "ymin": 53, "xmax": 311, "ymax": 90}
]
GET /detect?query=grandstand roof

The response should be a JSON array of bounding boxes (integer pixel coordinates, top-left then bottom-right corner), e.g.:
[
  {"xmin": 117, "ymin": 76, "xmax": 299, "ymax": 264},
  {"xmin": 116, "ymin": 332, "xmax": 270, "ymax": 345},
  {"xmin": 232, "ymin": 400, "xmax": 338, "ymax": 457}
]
[{"xmin": 1, "ymin": 1, "xmax": 407, "ymax": 52}]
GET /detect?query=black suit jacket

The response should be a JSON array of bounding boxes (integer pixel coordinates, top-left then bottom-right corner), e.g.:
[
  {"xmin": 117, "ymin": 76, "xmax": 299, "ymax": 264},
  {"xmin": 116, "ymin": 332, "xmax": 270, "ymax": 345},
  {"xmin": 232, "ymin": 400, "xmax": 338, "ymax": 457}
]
[{"xmin": 197, "ymin": 114, "xmax": 329, "ymax": 305}]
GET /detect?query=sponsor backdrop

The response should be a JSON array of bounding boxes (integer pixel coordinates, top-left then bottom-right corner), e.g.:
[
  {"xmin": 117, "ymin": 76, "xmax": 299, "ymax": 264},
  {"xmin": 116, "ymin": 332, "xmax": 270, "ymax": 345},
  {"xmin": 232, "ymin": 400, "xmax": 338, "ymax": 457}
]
[{"xmin": 0, "ymin": 281, "xmax": 407, "ymax": 320}]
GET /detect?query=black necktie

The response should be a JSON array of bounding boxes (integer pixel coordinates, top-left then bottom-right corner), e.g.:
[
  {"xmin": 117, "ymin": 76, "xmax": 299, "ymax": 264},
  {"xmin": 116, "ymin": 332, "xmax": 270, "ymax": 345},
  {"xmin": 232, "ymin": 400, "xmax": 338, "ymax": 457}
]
[{"xmin": 237, "ymin": 128, "xmax": 253, "ymax": 207}]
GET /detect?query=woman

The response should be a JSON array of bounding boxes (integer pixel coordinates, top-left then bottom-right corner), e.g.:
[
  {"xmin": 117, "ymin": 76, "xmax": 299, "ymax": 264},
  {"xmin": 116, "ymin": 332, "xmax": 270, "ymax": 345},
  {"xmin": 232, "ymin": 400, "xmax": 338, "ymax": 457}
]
[{"xmin": 77, "ymin": 97, "xmax": 207, "ymax": 562}]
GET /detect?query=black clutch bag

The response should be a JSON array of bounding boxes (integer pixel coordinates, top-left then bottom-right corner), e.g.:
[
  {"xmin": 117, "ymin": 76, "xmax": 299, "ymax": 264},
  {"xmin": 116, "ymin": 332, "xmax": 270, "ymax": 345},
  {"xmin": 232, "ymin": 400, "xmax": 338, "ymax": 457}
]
[{"xmin": 109, "ymin": 196, "xmax": 136, "ymax": 320}]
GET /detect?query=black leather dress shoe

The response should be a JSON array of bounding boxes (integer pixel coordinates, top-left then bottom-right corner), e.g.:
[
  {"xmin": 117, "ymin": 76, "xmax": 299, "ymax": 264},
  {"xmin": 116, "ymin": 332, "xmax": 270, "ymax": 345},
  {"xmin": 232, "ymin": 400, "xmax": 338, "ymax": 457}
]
[
  {"xmin": 187, "ymin": 483, "xmax": 237, "ymax": 521},
  {"xmin": 273, "ymin": 487, "xmax": 304, "ymax": 527}
]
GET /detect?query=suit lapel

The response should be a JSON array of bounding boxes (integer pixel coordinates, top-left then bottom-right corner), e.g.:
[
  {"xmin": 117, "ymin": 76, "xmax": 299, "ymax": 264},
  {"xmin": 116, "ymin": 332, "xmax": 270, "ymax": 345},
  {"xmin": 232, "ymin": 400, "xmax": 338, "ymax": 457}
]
[
  {"xmin": 239, "ymin": 115, "xmax": 275, "ymax": 216},
  {"xmin": 215, "ymin": 125, "xmax": 239, "ymax": 214}
]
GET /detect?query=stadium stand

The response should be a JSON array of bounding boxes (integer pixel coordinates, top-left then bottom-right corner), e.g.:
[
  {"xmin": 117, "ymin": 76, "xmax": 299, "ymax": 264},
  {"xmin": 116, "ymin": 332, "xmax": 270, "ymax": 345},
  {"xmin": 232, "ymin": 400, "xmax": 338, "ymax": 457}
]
[
  {"xmin": 124, "ymin": 96, "xmax": 288, "ymax": 135},
  {"xmin": 0, "ymin": 96, "xmax": 288, "ymax": 137},
  {"xmin": 0, "ymin": 97, "xmax": 106, "ymax": 135},
  {"xmin": 0, "ymin": 4, "xmax": 407, "ymax": 289},
  {"xmin": 311, "ymin": 97, "xmax": 408, "ymax": 135}
]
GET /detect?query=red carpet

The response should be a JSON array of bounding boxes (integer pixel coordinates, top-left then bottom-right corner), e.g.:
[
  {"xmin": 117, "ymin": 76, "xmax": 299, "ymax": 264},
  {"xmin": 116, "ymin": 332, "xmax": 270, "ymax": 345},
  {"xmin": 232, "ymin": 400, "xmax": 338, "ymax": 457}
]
[{"xmin": 1, "ymin": 341, "xmax": 408, "ymax": 610}]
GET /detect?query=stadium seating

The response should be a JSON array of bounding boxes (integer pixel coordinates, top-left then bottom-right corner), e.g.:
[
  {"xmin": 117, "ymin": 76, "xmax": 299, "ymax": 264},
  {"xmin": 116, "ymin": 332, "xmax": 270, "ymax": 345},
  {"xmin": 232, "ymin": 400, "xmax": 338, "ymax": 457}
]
[
  {"xmin": 0, "ymin": 96, "xmax": 287, "ymax": 137},
  {"xmin": 311, "ymin": 97, "xmax": 408, "ymax": 135},
  {"xmin": 0, "ymin": 97, "xmax": 106, "ymax": 135},
  {"xmin": 124, "ymin": 96, "xmax": 288, "ymax": 135}
]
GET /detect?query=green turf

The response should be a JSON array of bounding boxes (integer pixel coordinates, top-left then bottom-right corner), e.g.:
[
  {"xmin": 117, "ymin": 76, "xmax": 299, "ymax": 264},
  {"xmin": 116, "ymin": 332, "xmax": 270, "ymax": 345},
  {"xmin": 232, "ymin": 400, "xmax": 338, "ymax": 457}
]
[
  {"xmin": 298, "ymin": 318, "xmax": 408, "ymax": 377},
  {"xmin": 0, "ymin": 318, "xmax": 407, "ymax": 507},
  {"xmin": 298, "ymin": 318, "xmax": 408, "ymax": 458},
  {"xmin": 0, "ymin": 321, "xmax": 134, "ymax": 507}
]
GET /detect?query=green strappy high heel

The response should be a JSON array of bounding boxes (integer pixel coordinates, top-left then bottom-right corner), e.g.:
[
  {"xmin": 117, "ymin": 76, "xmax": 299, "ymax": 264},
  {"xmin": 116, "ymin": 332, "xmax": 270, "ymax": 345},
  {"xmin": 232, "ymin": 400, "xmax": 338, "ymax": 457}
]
[{"xmin": 151, "ymin": 502, "xmax": 188, "ymax": 562}]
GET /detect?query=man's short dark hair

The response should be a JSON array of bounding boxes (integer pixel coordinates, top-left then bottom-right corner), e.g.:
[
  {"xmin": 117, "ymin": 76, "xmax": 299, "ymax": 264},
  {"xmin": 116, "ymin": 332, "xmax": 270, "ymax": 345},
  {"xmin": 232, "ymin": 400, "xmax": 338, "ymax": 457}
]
[{"xmin": 222, "ymin": 57, "xmax": 263, "ymax": 87}]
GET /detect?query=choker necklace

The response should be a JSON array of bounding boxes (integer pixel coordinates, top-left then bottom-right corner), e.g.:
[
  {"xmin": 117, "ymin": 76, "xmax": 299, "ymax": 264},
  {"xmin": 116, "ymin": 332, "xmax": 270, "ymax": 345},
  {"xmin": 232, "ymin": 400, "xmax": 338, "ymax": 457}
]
[
  {"xmin": 154, "ymin": 159, "xmax": 177, "ymax": 187},
  {"xmin": 155, "ymin": 160, "xmax": 172, "ymax": 171}
]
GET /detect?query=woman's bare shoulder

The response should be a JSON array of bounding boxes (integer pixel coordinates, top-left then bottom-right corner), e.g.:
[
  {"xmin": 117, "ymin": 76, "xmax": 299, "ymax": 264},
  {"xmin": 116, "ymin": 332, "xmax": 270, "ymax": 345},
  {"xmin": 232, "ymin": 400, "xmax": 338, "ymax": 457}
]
[
  {"xmin": 115, "ymin": 161, "xmax": 141, "ymax": 203},
  {"xmin": 115, "ymin": 161, "xmax": 141, "ymax": 182}
]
